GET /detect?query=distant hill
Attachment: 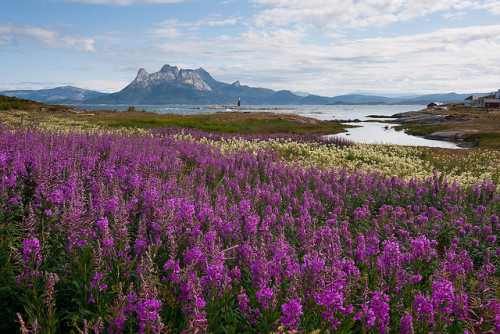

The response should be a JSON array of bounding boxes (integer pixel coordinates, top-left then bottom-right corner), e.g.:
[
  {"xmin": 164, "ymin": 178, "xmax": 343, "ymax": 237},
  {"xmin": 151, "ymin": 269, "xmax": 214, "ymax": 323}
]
[
  {"xmin": 0, "ymin": 86, "xmax": 106, "ymax": 104},
  {"xmin": 329, "ymin": 94, "xmax": 393, "ymax": 104},
  {"xmin": 390, "ymin": 92, "xmax": 473, "ymax": 104},
  {"xmin": 1, "ymin": 66, "xmax": 494, "ymax": 105}
]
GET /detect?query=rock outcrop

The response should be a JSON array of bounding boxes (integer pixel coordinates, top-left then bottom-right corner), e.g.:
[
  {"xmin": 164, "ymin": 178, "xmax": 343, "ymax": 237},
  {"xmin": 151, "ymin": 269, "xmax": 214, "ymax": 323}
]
[
  {"xmin": 87, "ymin": 64, "xmax": 282, "ymax": 105},
  {"xmin": 127, "ymin": 65, "xmax": 215, "ymax": 91}
]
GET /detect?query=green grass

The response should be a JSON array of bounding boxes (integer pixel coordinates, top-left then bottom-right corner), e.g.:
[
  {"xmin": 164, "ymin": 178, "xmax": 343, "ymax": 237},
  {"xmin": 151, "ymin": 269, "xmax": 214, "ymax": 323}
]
[
  {"xmin": 100, "ymin": 114, "xmax": 349, "ymax": 135},
  {"xmin": 464, "ymin": 132, "xmax": 500, "ymax": 148},
  {"xmin": 0, "ymin": 96, "xmax": 42, "ymax": 110}
]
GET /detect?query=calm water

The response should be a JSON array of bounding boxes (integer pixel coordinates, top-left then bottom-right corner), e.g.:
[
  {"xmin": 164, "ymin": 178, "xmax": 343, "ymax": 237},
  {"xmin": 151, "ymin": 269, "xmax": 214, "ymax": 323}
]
[{"xmin": 80, "ymin": 104, "xmax": 460, "ymax": 148}]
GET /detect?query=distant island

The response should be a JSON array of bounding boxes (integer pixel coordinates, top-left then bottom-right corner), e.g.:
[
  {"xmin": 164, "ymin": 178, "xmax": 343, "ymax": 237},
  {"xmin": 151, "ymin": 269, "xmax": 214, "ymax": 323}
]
[{"xmin": 0, "ymin": 64, "xmax": 495, "ymax": 105}]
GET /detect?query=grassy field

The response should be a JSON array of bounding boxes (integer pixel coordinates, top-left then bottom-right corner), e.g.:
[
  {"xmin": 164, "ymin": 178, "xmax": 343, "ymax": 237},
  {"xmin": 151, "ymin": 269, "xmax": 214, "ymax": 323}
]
[{"xmin": 0, "ymin": 96, "xmax": 350, "ymax": 135}]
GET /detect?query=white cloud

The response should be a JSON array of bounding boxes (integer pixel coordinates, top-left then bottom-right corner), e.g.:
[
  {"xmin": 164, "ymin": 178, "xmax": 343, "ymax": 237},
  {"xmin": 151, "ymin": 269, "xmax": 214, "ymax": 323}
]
[
  {"xmin": 480, "ymin": 0, "xmax": 500, "ymax": 14},
  {"xmin": 0, "ymin": 24, "xmax": 95, "ymax": 51},
  {"xmin": 148, "ymin": 15, "xmax": 240, "ymax": 39},
  {"xmin": 152, "ymin": 24, "xmax": 500, "ymax": 94},
  {"xmin": 147, "ymin": 27, "xmax": 183, "ymax": 39},
  {"xmin": 442, "ymin": 11, "xmax": 466, "ymax": 19},
  {"xmin": 155, "ymin": 15, "xmax": 240, "ymax": 29},
  {"xmin": 250, "ymin": 0, "xmax": 495, "ymax": 29},
  {"xmin": 0, "ymin": 81, "xmax": 71, "ymax": 91},
  {"xmin": 204, "ymin": 18, "xmax": 239, "ymax": 26},
  {"xmin": 0, "ymin": 80, "xmax": 129, "ymax": 93},
  {"xmin": 75, "ymin": 79, "xmax": 130, "ymax": 92}
]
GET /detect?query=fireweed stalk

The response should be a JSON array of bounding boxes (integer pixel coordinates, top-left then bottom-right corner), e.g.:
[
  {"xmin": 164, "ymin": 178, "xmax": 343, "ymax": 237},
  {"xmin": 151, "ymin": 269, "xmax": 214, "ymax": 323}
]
[{"xmin": 0, "ymin": 125, "xmax": 498, "ymax": 333}]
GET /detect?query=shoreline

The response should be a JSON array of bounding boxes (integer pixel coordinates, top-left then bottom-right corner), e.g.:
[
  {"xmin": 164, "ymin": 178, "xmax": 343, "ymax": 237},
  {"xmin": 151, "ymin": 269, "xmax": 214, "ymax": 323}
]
[
  {"xmin": 365, "ymin": 105, "xmax": 500, "ymax": 148},
  {"xmin": 191, "ymin": 105, "xmax": 296, "ymax": 111}
]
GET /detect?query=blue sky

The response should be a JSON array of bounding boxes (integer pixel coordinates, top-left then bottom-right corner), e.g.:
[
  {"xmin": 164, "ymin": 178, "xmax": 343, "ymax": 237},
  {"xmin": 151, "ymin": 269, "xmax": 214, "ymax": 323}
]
[{"xmin": 1, "ymin": 0, "xmax": 499, "ymax": 96}]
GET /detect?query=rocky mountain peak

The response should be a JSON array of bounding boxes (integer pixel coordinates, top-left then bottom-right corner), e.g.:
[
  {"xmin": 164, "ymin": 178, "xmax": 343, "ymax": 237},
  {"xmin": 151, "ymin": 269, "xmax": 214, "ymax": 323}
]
[
  {"xmin": 135, "ymin": 68, "xmax": 149, "ymax": 82},
  {"xmin": 160, "ymin": 64, "xmax": 179, "ymax": 73},
  {"xmin": 125, "ymin": 64, "xmax": 218, "ymax": 92}
]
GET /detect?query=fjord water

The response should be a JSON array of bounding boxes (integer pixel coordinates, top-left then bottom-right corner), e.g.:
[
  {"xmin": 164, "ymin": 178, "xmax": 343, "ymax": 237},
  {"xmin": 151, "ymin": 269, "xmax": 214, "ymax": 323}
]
[{"xmin": 82, "ymin": 104, "xmax": 460, "ymax": 148}]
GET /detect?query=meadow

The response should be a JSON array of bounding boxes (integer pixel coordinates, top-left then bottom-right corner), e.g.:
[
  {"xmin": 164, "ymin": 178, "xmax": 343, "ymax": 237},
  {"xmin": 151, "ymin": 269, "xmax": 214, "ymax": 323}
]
[{"xmin": 0, "ymin": 121, "xmax": 498, "ymax": 333}]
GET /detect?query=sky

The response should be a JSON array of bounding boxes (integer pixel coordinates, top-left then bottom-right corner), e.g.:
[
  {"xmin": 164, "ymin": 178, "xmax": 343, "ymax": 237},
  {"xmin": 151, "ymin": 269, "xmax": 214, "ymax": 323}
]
[{"xmin": 1, "ymin": 0, "xmax": 499, "ymax": 96}]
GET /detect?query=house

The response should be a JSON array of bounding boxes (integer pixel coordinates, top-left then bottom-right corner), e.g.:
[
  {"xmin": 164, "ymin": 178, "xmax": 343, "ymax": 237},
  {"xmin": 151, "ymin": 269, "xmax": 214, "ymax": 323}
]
[
  {"xmin": 464, "ymin": 94, "xmax": 479, "ymax": 107},
  {"xmin": 427, "ymin": 102, "xmax": 444, "ymax": 108},
  {"xmin": 467, "ymin": 89, "xmax": 500, "ymax": 109},
  {"xmin": 483, "ymin": 98, "xmax": 500, "ymax": 109}
]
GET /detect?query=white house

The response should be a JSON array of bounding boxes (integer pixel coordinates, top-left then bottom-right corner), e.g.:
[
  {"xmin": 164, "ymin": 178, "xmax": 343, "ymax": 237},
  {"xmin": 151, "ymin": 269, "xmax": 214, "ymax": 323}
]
[
  {"xmin": 464, "ymin": 94, "xmax": 479, "ymax": 107},
  {"xmin": 465, "ymin": 89, "xmax": 500, "ymax": 108}
]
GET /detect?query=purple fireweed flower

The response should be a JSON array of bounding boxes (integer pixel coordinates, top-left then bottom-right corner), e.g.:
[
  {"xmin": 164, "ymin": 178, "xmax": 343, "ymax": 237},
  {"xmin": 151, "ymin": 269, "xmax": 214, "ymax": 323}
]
[
  {"xmin": 477, "ymin": 250, "xmax": 496, "ymax": 285},
  {"xmin": 409, "ymin": 274, "xmax": 422, "ymax": 283},
  {"xmin": 124, "ymin": 291, "xmax": 137, "ymax": 314},
  {"xmin": 47, "ymin": 189, "xmax": 64, "ymax": 204},
  {"xmin": 256, "ymin": 286, "xmax": 274, "ymax": 310},
  {"xmin": 302, "ymin": 251, "xmax": 325, "ymax": 276},
  {"xmin": 440, "ymin": 249, "xmax": 474, "ymax": 281},
  {"xmin": 366, "ymin": 236, "xmax": 380, "ymax": 256},
  {"xmin": 280, "ymin": 298, "xmax": 303, "ymax": 330},
  {"xmin": 96, "ymin": 217, "xmax": 109, "ymax": 233},
  {"xmin": 371, "ymin": 291, "xmax": 390, "ymax": 333},
  {"xmin": 109, "ymin": 315, "xmax": 126, "ymax": 333},
  {"xmin": 90, "ymin": 272, "xmax": 104, "ymax": 289},
  {"xmin": 414, "ymin": 294, "xmax": 434, "ymax": 327},
  {"xmin": 136, "ymin": 297, "xmax": 163, "ymax": 334},
  {"xmin": 432, "ymin": 280, "xmax": 454, "ymax": 314},
  {"xmin": 22, "ymin": 237, "xmax": 42, "ymax": 265},
  {"xmin": 238, "ymin": 290, "xmax": 250, "ymax": 316},
  {"xmin": 134, "ymin": 237, "xmax": 148, "ymax": 255},
  {"xmin": 399, "ymin": 312, "xmax": 414, "ymax": 334},
  {"xmin": 452, "ymin": 292, "xmax": 468, "ymax": 319},
  {"xmin": 354, "ymin": 304, "xmax": 376, "ymax": 328},
  {"xmin": 483, "ymin": 225, "xmax": 492, "ymax": 235},
  {"xmin": 229, "ymin": 268, "xmax": 241, "ymax": 281},
  {"xmin": 354, "ymin": 234, "xmax": 366, "ymax": 262},
  {"xmin": 409, "ymin": 235, "xmax": 437, "ymax": 262},
  {"xmin": 196, "ymin": 298, "xmax": 206, "ymax": 308},
  {"xmin": 314, "ymin": 280, "xmax": 349, "ymax": 329},
  {"xmin": 379, "ymin": 239, "xmax": 402, "ymax": 275}
]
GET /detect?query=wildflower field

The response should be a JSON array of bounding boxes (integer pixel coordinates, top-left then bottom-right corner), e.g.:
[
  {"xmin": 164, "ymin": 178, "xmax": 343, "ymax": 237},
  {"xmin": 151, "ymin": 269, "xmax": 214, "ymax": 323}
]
[{"xmin": 0, "ymin": 125, "xmax": 498, "ymax": 333}]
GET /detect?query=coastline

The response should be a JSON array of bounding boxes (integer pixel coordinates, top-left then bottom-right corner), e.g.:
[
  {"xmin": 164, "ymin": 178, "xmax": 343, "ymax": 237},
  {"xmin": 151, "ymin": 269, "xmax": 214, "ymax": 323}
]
[
  {"xmin": 192, "ymin": 105, "xmax": 296, "ymax": 111},
  {"xmin": 378, "ymin": 105, "xmax": 500, "ymax": 148}
]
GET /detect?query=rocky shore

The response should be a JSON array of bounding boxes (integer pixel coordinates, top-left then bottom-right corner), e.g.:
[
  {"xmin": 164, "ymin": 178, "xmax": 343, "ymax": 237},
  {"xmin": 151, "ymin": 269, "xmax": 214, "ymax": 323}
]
[
  {"xmin": 388, "ymin": 108, "xmax": 479, "ymax": 147},
  {"xmin": 391, "ymin": 109, "xmax": 471, "ymax": 124}
]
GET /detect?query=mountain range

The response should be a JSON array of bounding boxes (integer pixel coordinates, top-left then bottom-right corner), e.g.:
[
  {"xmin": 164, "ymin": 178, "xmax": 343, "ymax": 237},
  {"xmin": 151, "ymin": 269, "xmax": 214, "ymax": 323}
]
[
  {"xmin": 0, "ymin": 65, "xmax": 493, "ymax": 105},
  {"xmin": 0, "ymin": 86, "xmax": 106, "ymax": 104}
]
